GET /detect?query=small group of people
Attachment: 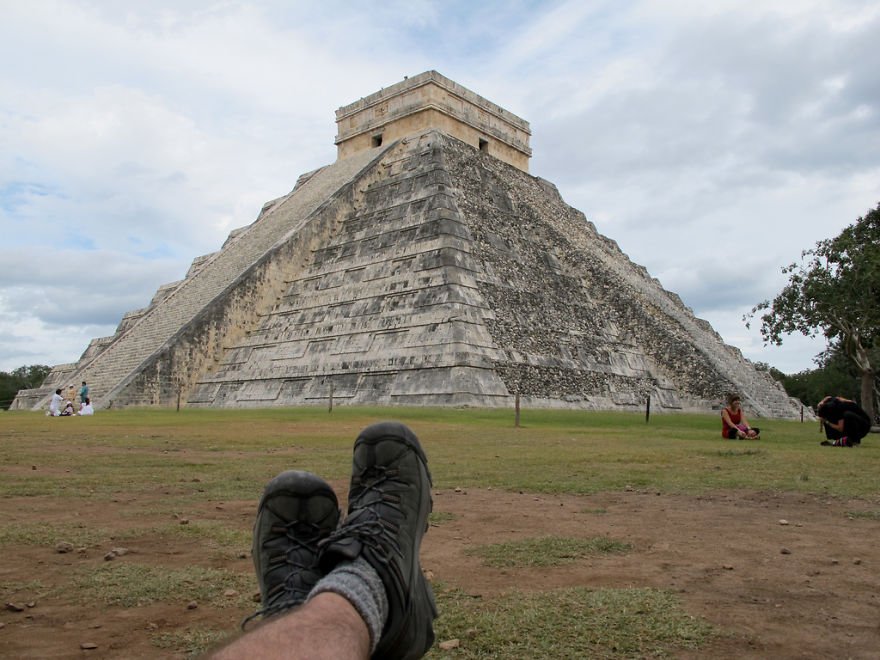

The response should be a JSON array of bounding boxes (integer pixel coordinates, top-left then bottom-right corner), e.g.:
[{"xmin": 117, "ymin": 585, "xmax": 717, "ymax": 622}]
[
  {"xmin": 721, "ymin": 392, "xmax": 872, "ymax": 448},
  {"xmin": 47, "ymin": 381, "xmax": 93, "ymax": 416}
]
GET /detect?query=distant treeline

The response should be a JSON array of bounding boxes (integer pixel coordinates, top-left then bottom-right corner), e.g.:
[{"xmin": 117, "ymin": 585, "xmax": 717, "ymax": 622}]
[
  {"xmin": 0, "ymin": 365, "xmax": 51, "ymax": 410},
  {"xmin": 759, "ymin": 345, "xmax": 880, "ymax": 414}
]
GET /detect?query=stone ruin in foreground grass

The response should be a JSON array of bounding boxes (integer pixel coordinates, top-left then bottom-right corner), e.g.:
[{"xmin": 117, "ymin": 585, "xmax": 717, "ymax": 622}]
[{"xmin": 13, "ymin": 71, "xmax": 801, "ymax": 417}]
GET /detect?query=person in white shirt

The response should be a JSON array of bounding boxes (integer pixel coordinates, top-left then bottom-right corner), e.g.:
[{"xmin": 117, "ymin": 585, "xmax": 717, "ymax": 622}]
[
  {"xmin": 48, "ymin": 389, "xmax": 63, "ymax": 416},
  {"xmin": 78, "ymin": 398, "xmax": 94, "ymax": 416}
]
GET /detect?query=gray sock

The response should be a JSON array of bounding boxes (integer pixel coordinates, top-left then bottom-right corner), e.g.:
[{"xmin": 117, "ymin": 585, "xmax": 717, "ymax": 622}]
[{"xmin": 307, "ymin": 557, "xmax": 388, "ymax": 652}]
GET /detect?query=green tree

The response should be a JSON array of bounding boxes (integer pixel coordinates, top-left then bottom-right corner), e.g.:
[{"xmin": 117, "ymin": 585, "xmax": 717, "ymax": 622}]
[
  {"xmin": 747, "ymin": 204, "xmax": 880, "ymax": 418},
  {"xmin": 0, "ymin": 364, "xmax": 51, "ymax": 410},
  {"xmin": 772, "ymin": 353, "xmax": 860, "ymax": 409}
]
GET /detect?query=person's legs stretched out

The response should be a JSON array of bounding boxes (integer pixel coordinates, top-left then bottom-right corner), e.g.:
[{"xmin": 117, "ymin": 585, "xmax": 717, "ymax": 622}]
[{"xmin": 213, "ymin": 422, "xmax": 436, "ymax": 660}]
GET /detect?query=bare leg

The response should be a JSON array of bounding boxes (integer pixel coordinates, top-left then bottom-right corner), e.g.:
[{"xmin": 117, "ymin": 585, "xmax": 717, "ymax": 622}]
[{"xmin": 212, "ymin": 593, "xmax": 370, "ymax": 660}]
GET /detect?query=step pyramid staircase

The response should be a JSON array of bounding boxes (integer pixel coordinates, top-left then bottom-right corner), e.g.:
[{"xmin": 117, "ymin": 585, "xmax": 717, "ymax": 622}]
[
  {"xmin": 16, "ymin": 129, "xmax": 801, "ymax": 417},
  {"xmin": 15, "ymin": 145, "xmax": 388, "ymax": 410}
]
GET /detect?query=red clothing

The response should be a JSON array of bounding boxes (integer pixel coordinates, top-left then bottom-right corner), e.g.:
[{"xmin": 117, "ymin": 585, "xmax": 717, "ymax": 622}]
[{"xmin": 721, "ymin": 406, "xmax": 742, "ymax": 437}]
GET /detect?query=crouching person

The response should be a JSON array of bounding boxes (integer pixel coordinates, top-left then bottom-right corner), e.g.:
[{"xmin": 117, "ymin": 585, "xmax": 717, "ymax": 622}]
[{"xmin": 817, "ymin": 396, "xmax": 871, "ymax": 447}]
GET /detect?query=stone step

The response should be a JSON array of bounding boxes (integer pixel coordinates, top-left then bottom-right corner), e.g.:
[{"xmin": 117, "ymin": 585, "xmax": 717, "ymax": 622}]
[{"xmin": 31, "ymin": 147, "xmax": 388, "ymax": 410}]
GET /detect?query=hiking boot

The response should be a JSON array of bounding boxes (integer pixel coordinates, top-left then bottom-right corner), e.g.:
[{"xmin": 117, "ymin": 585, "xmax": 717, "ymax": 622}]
[
  {"xmin": 245, "ymin": 470, "xmax": 340, "ymax": 627},
  {"xmin": 320, "ymin": 422, "xmax": 436, "ymax": 659}
]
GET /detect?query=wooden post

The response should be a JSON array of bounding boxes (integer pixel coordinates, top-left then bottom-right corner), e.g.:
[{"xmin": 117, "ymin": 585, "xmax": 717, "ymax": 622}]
[
  {"xmin": 176, "ymin": 383, "xmax": 181, "ymax": 412},
  {"xmin": 328, "ymin": 382, "xmax": 334, "ymax": 413},
  {"xmin": 515, "ymin": 393, "xmax": 521, "ymax": 428},
  {"xmin": 645, "ymin": 394, "xmax": 651, "ymax": 423},
  {"xmin": 800, "ymin": 405, "xmax": 804, "ymax": 423}
]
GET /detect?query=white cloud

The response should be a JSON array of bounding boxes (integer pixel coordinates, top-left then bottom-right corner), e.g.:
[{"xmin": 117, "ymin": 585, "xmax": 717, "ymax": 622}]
[{"xmin": 0, "ymin": 0, "xmax": 878, "ymax": 375}]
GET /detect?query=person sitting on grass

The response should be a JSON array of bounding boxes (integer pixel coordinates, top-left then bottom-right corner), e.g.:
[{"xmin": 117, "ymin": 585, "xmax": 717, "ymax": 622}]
[
  {"xmin": 721, "ymin": 393, "xmax": 760, "ymax": 439},
  {"xmin": 47, "ymin": 388, "xmax": 63, "ymax": 417},
  {"xmin": 78, "ymin": 398, "xmax": 94, "ymax": 415},
  {"xmin": 817, "ymin": 395, "xmax": 871, "ymax": 447}
]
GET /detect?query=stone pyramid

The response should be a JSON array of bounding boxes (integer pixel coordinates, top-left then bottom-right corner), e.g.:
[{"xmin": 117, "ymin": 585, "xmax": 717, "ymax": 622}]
[{"xmin": 15, "ymin": 71, "xmax": 800, "ymax": 417}]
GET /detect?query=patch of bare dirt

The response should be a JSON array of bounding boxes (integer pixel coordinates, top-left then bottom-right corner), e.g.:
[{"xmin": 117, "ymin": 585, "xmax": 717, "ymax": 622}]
[{"xmin": 1, "ymin": 484, "xmax": 878, "ymax": 658}]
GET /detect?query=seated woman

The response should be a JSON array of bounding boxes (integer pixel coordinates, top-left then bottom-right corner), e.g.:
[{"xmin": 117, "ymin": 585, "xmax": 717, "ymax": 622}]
[
  {"xmin": 817, "ymin": 396, "xmax": 870, "ymax": 447},
  {"xmin": 59, "ymin": 400, "xmax": 75, "ymax": 416},
  {"xmin": 721, "ymin": 393, "xmax": 760, "ymax": 439},
  {"xmin": 78, "ymin": 398, "xmax": 94, "ymax": 416}
]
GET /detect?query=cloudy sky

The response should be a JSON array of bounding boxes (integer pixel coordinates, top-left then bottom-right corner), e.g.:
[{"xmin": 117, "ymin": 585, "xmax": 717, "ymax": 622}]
[{"xmin": 1, "ymin": 0, "xmax": 878, "ymax": 374}]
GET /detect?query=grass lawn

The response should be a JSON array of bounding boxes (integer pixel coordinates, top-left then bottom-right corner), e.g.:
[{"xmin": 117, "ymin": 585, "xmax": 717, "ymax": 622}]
[
  {"xmin": 2, "ymin": 406, "xmax": 872, "ymax": 499},
  {"xmin": 0, "ymin": 406, "xmax": 876, "ymax": 657}
]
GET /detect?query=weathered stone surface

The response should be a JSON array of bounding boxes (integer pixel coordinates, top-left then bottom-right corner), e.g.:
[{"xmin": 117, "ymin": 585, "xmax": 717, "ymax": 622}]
[
  {"xmin": 15, "ymin": 146, "xmax": 387, "ymax": 411},
  {"xmin": 336, "ymin": 70, "xmax": 531, "ymax": 172},
  {"xmin": 14, "ymin": 76, "xmax": 801, "ymax": 418}
]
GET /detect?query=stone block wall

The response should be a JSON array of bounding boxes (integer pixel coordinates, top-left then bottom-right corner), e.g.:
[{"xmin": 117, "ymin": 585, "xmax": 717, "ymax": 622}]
[
  {"xmin": 189, "ymin": 131, "xmax": 511, "ymax": 407},
  {"xmin": 19, "ymin": 146, "xmax": 388, "ymax": 412},
  {"xmin": 335, "ymin": 71, "xmax": 531, "ymax": 172},
  {"xmin": 16, "ymin": 127, "xmax": 802, "ymax": 418},
  {"xmin": 442, "ymin": 133, "xmax": 795, "ymax": 416}
]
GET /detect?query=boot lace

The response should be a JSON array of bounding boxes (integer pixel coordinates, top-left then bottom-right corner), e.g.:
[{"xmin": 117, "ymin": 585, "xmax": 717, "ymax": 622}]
[{"xmin": 241, "ymin": 518, "xmax": 326, "ymax": 629}]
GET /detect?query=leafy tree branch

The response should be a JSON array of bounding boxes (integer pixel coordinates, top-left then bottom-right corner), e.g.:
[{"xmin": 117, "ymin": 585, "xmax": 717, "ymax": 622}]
[{"xmin": 746, "ymin": 204, "xmax": 880, "ymax": 418}]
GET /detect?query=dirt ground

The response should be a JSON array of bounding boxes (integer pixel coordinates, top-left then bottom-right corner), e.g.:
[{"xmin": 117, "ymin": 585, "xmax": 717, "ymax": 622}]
[{"xmin": 1, "ymin": 482, "xmax": 878, "ymax": 659}]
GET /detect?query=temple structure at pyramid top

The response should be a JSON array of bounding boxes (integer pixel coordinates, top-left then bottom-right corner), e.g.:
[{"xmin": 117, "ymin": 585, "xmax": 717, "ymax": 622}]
[
  {"xmin": 335, "ymin": 70, "xmax": 532, "ymax": 171},
  {"xmin": 13, "ymin": 71, "xmax": 802, "ymax": 418}
]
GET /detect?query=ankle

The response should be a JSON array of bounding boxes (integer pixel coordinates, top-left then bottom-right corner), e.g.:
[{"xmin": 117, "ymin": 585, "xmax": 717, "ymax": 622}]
[{"xmin": 308, "ymin": 557, "xmax": 388, "ymax": 653}]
